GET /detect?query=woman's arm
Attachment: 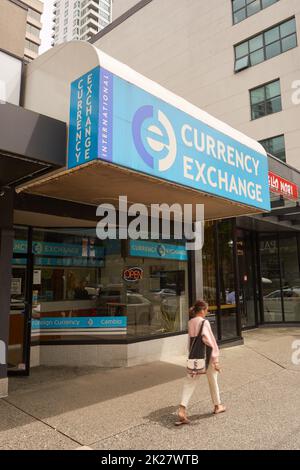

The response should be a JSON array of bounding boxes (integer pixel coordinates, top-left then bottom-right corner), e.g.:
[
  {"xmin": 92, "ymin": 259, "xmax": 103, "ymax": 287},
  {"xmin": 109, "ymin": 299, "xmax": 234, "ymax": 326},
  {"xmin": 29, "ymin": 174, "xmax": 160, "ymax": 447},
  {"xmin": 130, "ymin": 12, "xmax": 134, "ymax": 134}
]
[{"xmin": 202, "ymin": 320, "xmax": 220, "ymax": 365}]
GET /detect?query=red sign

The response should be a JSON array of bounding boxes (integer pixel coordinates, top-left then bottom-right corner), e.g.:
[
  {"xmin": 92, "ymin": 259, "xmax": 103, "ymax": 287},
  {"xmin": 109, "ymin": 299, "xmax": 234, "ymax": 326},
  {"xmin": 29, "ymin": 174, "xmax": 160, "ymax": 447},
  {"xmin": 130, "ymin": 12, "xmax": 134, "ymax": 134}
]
[
  {"xmin": 268, "ymin": 172, "xmax": 298, "ymax": 200},
  {"xmin": 122, "ymin": 267, "xmax": 143, "ymax": 282}
]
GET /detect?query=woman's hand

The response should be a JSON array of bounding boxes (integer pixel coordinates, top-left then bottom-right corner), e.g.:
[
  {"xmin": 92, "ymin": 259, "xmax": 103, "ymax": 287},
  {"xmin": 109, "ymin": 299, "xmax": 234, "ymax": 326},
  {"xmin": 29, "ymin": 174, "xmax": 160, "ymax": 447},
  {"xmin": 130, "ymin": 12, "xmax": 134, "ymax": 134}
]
[{"xmin": 213, "ymin": 362, "xmax": 221, "ymax": 372}]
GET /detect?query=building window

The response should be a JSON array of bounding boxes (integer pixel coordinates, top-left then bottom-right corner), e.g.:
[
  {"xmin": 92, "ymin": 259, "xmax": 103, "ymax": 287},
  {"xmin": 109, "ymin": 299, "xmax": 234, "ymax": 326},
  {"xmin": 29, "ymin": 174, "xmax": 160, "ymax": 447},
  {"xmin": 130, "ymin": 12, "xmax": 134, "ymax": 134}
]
[
  {"xmin": 100, "ymin": 19, "xmax": 109, "ymax": 28},
  {"xmin": 250, "ymin": 80, "xmax": 282, "ymax": 120},
  {"xmin": 26, "ymin": 23, "xmax": 40, "ymax": 37},
  {"xmin": 100, "ymin": 1, "xmax": 111, "ymax": 13},
  {"xmin": 100, "ymin": 10, "xmax": 110, "ymax": 21},
  {"xmin": 27, "ymin": 8, "xmax": 41, "ymax": 22},
  {"xmin": 259, "ymin": 135, "xmax": 286, "ymax": 161},
  {"xmin": 232, "ymin": 0, "xmax": 280, "ymax": 25},
  {"xmin": 25, "ymin": 39, "xmax": 39, "ymax": 54},
  {"xmin": 17, "ymin": 228, "xmax": 189, "ymax": 342},
  {"xmin": 235, "ymin": 17, "xmax": 297, "ymax": 72}
]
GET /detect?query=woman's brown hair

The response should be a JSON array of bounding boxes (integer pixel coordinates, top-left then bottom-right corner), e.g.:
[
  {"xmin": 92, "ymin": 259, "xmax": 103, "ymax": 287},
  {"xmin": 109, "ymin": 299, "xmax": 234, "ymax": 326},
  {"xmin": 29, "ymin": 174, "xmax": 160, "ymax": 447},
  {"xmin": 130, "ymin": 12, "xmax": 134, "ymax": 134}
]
[{"xmin": 189, "ymin": 300, "xmax": 208, "ymax": 319}]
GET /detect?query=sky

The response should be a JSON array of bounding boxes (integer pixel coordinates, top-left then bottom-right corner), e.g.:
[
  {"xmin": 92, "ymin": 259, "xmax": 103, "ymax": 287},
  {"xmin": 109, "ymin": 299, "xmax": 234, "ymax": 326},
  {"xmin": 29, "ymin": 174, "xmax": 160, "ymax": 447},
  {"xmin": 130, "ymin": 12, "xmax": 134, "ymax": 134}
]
[{"xmin": 40, "ymin": 0, "xmax": 54, "ymax": 54}]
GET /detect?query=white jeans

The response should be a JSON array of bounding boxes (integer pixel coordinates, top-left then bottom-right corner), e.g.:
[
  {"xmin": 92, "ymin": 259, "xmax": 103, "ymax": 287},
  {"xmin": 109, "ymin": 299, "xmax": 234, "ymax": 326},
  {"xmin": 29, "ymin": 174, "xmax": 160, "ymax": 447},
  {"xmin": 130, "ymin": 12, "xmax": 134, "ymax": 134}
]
[{"xmin": 180, "ymin": 361, "xmax": 221, "ymax": 408}]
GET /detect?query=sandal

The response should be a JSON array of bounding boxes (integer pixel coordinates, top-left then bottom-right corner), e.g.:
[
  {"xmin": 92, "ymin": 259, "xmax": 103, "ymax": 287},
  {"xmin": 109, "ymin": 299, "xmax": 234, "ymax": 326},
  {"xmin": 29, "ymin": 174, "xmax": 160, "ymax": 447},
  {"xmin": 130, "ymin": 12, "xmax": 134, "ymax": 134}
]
[
  {"xmin": 175, "ymin": 418, "xmax": 190, "ymax": 426},
  {"xmin": 175, "ymin": 406, "xmax": 190, "ymax": 426},
  {"xmin": 214, "ymin": 404, "xmax": 226, "ymax": 414}
]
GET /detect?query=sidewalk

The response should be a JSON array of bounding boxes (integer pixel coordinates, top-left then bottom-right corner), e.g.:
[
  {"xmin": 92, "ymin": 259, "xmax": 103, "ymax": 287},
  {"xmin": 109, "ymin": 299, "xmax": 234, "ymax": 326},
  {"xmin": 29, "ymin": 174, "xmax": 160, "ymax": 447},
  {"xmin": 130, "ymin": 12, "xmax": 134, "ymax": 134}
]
[{"xmin": 0, "ymin": 327, "xmax": 300, "ymax": 450}]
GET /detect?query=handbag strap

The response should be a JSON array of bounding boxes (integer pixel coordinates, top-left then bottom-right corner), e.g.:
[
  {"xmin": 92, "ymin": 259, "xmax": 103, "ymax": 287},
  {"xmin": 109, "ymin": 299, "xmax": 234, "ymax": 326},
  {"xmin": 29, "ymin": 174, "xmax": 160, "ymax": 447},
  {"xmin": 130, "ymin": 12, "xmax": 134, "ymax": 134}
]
[{"xmin": 189, "ymin": 319, "xmax": 206, "ymax": 356}]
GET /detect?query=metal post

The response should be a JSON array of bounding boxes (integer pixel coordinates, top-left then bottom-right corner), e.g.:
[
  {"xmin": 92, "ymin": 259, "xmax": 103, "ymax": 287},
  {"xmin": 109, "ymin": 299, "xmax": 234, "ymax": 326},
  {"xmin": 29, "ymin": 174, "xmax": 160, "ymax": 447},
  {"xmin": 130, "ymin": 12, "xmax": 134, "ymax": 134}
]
[{"xmin": 0, "ymin": 188, "xmax": 14, "ymax": 395}]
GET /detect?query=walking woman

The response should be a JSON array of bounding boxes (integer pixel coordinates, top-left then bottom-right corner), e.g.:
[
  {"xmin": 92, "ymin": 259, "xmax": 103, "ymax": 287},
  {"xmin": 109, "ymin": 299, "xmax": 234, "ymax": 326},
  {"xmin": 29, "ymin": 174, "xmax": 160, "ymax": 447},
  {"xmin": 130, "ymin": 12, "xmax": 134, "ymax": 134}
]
[{"xmin": 177, "ymin": 300, "xmax": 226, "ymax": 425}]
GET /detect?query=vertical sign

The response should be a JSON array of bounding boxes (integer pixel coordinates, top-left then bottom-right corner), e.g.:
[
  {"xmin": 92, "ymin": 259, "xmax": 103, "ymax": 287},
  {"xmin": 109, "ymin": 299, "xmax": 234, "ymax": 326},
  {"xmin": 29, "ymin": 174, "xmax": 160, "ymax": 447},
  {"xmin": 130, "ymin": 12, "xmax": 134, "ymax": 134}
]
[
  {"xmin": 98, "ymin": 68, "xmax": 113, "ymax": 161},
  {"xmin": 68, "ymin": 67, "xmax": 100, "ymax": 169}
]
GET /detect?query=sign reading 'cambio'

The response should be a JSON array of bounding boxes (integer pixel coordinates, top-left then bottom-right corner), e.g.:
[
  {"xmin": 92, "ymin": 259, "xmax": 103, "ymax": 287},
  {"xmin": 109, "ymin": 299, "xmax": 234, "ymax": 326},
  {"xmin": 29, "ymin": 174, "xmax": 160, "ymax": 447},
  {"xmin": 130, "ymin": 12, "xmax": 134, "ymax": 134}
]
[{"xmin": 68, "ymin": 67, "xmax": 270, "ymax": 212}]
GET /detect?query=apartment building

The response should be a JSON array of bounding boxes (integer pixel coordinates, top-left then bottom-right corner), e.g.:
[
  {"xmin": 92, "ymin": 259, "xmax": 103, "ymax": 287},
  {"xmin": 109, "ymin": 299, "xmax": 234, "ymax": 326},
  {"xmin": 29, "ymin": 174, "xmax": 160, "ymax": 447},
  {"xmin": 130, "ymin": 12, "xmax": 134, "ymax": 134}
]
[
  {"xmin": 52, "ymin": 0, "xmax": 112, "ymax": 44},
  {"xmin": 23, "ymin": 0, "xmax": 43, "ymax": 61}
]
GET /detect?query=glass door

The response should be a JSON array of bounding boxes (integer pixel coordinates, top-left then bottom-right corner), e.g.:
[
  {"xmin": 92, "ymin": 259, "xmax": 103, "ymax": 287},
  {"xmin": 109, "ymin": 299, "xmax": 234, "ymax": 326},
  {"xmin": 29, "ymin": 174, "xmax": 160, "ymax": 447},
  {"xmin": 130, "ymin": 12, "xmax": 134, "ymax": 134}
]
[
  {"xmin": 8, "ymin": 247, "xmax": 32, "ymax": 375},
  {"xmin": 237, "ymin": 229, "xmax": 258, "ymax": 329},
  {"xmin": 260, "ymin": 236, "xmax": 283, "ymax": 322},
  {"xmin": 279, "ymin": 235, "xmax": 300, "ymax": 322}
]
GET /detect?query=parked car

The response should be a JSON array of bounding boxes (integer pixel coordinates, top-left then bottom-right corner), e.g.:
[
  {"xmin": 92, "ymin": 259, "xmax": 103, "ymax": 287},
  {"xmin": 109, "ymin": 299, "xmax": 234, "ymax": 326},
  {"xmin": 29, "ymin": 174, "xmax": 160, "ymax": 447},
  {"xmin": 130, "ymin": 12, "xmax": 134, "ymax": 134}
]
[
  {"xmin": 161, "ymin": 295, "xmax": 179, "ymax": 319},
  {"xmin": 150, "ymin": 288, "xmax": 176, "ymax": 301},
  {"xmin": 97, "ymin": 286, "xmax": 154, "ymax": 325},
  {"xmin": 85, "ymin": 284, "xmax": 102, "ymax": 298},
  {"xmin": 126, "ymin": 293, "xmax": 154, "ymax": 326},
  {"xmin": 264, "ymin": 287, "xmax": 300, "ymax": 321}
]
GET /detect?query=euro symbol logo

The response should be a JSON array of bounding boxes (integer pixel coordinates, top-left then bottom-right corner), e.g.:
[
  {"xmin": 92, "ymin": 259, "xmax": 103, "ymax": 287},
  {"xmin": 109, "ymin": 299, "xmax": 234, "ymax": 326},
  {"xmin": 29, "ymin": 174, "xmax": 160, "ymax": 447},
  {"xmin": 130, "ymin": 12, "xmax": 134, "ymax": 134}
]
[{"xmin": 132, "ymin": 105, "xmax": 177, "ymax": 172}]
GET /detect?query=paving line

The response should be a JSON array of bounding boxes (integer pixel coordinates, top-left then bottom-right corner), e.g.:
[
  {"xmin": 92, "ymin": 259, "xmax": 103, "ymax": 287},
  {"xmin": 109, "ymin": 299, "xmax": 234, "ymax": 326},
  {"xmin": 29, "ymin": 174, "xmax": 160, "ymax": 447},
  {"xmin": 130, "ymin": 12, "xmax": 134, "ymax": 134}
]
[
  {"xmin": 2, "ymin": 398, "xmax": 83, "ymax": 448},
  {"xmin": 244, "ymin": 344, "xmax": 287, "ymax": 370}
]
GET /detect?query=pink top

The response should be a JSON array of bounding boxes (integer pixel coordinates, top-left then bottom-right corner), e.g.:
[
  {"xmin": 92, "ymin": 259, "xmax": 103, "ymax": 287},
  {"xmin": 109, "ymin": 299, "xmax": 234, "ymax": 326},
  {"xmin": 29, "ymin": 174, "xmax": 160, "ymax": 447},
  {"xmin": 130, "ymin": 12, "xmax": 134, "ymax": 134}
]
[{"xmin": 188, "ymin": 316, "xmax": 219, "ymax": 364}]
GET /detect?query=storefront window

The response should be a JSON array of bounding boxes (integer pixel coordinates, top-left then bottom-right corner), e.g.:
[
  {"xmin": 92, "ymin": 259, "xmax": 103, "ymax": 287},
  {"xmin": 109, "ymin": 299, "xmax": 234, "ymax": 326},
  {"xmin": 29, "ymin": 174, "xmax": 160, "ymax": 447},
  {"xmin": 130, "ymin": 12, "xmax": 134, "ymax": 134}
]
[
  {"xmin": 279, "ymin": 236, "xmax": 300, "ymax": 322},
  {"xmin": 218, "ymin": 220, "xmax": 238, "ymax": 340},
  {"xmin": 260, "ymin": 236, "xmax": 282, "ymax": 322},
  {"xmin": 203, "ymin": 220, "xmax": 239, "ymax": 340},
  {"xmin": 203, "ymin": 222, "xmax": 218, "ymax": 337},
  {"xmin": 260, "ymin": 234, "xmax": 300, "ymax": 323},
  {"xmin": 29, "ymin": 229, "xmax": 189, "ymax": 342},
  {"xmin": 237, "ymin": 229, "xmax": 257, "ymax": 329}
]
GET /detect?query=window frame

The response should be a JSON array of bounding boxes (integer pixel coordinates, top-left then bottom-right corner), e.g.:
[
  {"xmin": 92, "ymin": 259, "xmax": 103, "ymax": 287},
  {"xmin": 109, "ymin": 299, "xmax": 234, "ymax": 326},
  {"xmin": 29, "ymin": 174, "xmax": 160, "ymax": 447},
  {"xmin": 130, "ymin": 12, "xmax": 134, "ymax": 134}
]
[
  {"xmin": 232, "ymin": 0, "xmax": 280, "ymax": 25},
  {"xmin": 234, "ymin": 17, "xmax": 297, "ymax": 72},
  {"xmin": 259, "ymin": 134, "xmax": 286, "ymax": 161},
  {"xmin": 250, "ymin": 79, "xmax": 282, "ymax": 120}
]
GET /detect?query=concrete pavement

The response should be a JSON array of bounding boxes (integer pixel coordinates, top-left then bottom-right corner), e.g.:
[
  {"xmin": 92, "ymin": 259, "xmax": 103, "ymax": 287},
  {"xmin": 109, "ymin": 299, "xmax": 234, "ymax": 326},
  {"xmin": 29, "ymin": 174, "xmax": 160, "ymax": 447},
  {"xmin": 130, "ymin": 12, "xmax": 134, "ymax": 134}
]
[{"xmin": 0, "ymin": 327, "xmax": 300, "ymax": 450}]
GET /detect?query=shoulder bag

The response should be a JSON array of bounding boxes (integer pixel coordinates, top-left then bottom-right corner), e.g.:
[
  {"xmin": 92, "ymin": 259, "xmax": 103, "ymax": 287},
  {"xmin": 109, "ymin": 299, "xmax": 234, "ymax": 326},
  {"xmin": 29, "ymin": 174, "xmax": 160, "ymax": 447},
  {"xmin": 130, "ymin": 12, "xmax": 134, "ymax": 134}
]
[{"xmin": 187, "ymin": 319, "xmax": 207, "ymax": 376}]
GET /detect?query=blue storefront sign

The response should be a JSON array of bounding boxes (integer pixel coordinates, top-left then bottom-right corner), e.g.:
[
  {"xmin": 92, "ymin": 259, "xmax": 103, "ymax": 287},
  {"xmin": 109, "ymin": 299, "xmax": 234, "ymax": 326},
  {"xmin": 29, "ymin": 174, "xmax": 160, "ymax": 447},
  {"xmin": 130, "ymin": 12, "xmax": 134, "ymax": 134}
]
[
  {"xmin": 32, "ymin": 316, "xmax": 127, "ymax": 330},
  {"xmin": 68, "ymin": 66, "xmax": 270, "ymax": 212},
  {"xmin": 129, "ymin": 240, "xmax": 188, "ymax": 261},
  {"xmin": 33, "ymin": 256, "xmax": 104, "ymax": 267},
  {"xmin": 13, "ymin": 240, "xmax": 105, "ymax": 258}
]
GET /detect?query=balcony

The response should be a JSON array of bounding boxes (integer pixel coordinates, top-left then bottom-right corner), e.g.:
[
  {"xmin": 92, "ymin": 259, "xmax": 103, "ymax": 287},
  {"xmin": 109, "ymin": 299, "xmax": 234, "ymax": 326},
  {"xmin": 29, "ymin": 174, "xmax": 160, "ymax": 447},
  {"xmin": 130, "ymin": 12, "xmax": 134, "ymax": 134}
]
[
  {"xmin": 81, "ymin": 8, "xmax": 100, "ymax": 23},
  {"xmin": 85, "ymin": 1, "xmax": 99, "ymax": 13},
  {"xmin": 81, "ymin": 16, "xmax": 99, "ymax": 31},
  {"xmin": 87, "ymin": 17, "xmax": 99, "ymax": 30},
  {"xmin": 87, "ymin": 9, "xmax": 99, "ymax": 22}
]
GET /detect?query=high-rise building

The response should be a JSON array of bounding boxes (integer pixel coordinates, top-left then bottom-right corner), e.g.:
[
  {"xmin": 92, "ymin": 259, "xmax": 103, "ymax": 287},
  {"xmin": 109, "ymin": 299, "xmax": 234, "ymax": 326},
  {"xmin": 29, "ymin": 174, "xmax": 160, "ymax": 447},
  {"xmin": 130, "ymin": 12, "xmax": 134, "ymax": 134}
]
[
  {"xmin": 52, "ymin": 0, "xmax": 112, "ymax": 45},
  {"xmin": 23, "ymin": 0, "xmax": 44, "ymax": 62}
]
